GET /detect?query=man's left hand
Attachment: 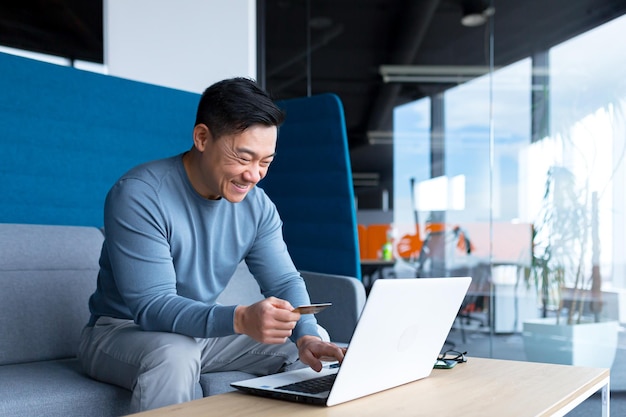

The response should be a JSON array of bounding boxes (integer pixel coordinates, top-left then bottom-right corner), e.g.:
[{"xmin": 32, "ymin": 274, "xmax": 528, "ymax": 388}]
[{"xmin": 296, "ymin": 335, "xmax": 347, "ymax": 372}]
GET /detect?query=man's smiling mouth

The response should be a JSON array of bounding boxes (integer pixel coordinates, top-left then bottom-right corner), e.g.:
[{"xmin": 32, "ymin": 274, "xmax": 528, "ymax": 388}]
[{"xmin": 233, "ymin": 181, "xmax": 250, "ymax": 190}]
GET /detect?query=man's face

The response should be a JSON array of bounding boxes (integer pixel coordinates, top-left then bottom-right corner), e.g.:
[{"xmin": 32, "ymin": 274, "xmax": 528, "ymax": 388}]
[{"xmin": 198, "ymin": 124, "xmax": 277, "ymax": 203}]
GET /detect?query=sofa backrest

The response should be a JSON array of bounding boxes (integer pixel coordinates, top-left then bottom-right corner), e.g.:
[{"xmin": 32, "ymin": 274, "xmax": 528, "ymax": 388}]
[
  {"xmin": 0, "ymin": 223, "xmax": 104, "ymax": 365},
  {"xmin": 0, "ymin": 223, "xmax": 270, "ymax": 366},
  {"xmin": 0, "ymin": 223, "xmax": 363, "ymax": 365}
]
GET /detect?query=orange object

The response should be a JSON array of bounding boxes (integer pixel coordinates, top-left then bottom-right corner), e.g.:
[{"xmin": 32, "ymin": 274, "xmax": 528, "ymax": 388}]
[
  {"xmin": 364, "ymin": 224, "xmax": 391, "ymax": 260},
  {"xmin": 396, "ymin": 233, "xmax": 422, "ymax": 259},
  {"xmin": 424, "ymin": 222, "xmax": 446, "ymax": 233}
]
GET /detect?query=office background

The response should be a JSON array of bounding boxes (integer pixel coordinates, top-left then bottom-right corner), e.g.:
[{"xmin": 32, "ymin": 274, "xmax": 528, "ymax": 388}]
[{"xmin": 1, "ymin": 2, "xmax": 626, "ymax": 411}]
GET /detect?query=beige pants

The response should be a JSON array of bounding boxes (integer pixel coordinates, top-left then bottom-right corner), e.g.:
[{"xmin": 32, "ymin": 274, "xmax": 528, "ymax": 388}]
[{"xmin": 78, "ymin": 317, "xmax": 304, "ymax": 413}]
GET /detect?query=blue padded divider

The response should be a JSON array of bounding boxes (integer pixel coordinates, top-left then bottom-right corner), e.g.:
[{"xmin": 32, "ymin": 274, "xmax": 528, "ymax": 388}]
[
  {"xmin": 0, "ymin": 55, "xmax": 360, "ymax": 279},
  {"xmin": 260, "ymin": 94, "xmax": 361, "ymax": 280},
  {"xmin": 0, "ymin": 52, "xmax": 198, "ymax": 227}
]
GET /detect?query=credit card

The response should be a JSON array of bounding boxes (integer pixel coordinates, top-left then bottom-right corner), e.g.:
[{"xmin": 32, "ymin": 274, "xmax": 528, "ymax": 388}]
[{"xmin": 292, "ymin": 302, "xmax": 332, "ymax": 314}]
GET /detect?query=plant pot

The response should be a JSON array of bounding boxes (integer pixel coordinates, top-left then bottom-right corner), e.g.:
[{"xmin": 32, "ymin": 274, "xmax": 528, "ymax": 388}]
[{"xmin": 522, "ymin": 317, "xmax": 619, "ymax": 368}]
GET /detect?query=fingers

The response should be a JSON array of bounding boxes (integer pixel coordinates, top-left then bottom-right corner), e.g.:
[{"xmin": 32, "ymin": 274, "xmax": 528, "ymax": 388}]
[
  {"xmin": 267, "ymin": 296, "xmax": 295, "ymax": 312},
  {"xmin": 318, "ymin": 347, "xmax": 347, "ymax": 362},
  {"xmin": 265, "ymin": 297, "xmax": 300, "ymax": 328},
  {"xmin": 298, "ymin": 337, "xmax": 346, "ymax": 372},
  {"xmin": 265, "ymin": 297, "xmax": 300, "ymax": 324},
  {"xmin": 299, "ymin": 347, "xmax": 324, "ymax": 372},
  {"xmin": 318, "ymin": 345, "xmax": 346, "ymax": 363},
  {"xmin": 237, "ymin": 297, "xmax": 301, "ymax": 344},
  {"xmin": 261, "ymin": 329, "xmax": 293, "ymax": 344}
]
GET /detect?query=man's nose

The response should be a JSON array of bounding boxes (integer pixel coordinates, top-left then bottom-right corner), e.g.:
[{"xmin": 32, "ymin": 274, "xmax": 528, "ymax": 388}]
[{"xmin": 244, "ymin": 165, "xmax": 263, "ymax": 183}]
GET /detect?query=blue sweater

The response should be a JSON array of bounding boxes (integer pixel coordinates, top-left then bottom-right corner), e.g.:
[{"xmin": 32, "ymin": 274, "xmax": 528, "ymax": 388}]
[{"xmin": 88, "ymin": 154, "xmax": 318, "ymax": 341}]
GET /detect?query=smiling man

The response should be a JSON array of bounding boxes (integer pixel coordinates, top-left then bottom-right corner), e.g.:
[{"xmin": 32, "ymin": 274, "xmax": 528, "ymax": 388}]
[{"xmin": 78, "ymin": 77, "xmax": 344, "ymax": 413}]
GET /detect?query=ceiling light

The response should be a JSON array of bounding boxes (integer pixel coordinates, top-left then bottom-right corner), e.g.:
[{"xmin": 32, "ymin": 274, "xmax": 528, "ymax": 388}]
[
  {"xmin": 366, "ymin": 130, "xmax": 394, "ymax": 145},
  {"xmin": 460, "ymin": 0, "xmax": 495, "ymax": 27},
  {"xmin": 352, "ymin": 172, "xmax": 380, "ymax": 187},
  {"xmin": 379, "ymin": 65, "xmax": 495, "ymax": 84}
]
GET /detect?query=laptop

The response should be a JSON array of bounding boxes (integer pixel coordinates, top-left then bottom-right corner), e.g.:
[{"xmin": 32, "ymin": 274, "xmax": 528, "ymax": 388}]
[{"xmin": 231, "ymin": 276, "xmax": 472, "ymax": 406}]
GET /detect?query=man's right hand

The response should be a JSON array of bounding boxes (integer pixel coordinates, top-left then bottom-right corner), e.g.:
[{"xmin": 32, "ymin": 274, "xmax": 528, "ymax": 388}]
[{"xmin": 234, "ymin": 297, "xmax": 300, "ymax": 344}]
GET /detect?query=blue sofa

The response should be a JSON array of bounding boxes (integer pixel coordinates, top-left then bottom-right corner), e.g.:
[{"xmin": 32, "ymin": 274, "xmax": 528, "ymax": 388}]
[{"xmin": 0, "ymin": 223, "xmax": 366, "ymax": 417}]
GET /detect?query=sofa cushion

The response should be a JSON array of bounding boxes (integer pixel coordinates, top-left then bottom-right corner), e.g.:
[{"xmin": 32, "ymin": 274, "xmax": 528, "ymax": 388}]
[
  {"xmin": 0, "ymin": 224, "xmax": 103, "ymax": 365},
  {"xmin": 0, "ymin": 359, "xmax": 131, "ymax": 417},
  {"xmin": 199, "ymin": 371, "xmax": 256, "ymax": 396}
]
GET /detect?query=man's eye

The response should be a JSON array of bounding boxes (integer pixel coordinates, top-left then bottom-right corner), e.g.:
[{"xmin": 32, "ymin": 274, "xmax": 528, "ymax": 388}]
[
  {"xmin": 238, "ymin": 157, "xmax": 251, "ymax": 163},
  {"xmin": 260, "ymin": 160, "xmax": 273, "ymax": 167}
]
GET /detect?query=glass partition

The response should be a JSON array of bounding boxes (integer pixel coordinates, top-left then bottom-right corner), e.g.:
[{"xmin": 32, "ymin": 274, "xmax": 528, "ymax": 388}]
[{"xmin": 392, "ymin": 6, "xmax": 626, "ymax": 383}]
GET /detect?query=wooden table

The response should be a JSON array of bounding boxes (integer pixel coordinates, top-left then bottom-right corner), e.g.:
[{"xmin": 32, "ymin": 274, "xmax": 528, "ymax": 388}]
[{"xmin": 127, "ymin": 357, "xmax": 610, "ymax": 417}]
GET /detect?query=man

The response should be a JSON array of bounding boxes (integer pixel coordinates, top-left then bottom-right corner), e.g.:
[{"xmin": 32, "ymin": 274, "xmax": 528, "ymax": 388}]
[{"xmin": 78, "ymin": 77, "xmax": 345, "ymax": 412}]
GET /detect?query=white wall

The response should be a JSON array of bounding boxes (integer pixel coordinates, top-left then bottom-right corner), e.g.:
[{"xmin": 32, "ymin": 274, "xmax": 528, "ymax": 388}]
[{"xmin": 104, "ymin": 0, "xmax": 256, "ymax": 94}]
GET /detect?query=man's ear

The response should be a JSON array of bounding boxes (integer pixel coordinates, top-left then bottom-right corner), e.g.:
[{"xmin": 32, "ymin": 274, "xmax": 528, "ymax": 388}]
[{"xmin": 193, "ymin": 124, "xmax": 210, "ymax": 151}]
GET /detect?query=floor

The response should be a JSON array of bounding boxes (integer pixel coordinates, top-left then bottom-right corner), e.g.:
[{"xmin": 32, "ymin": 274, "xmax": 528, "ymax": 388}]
[{"xmin": 444, "ymin": 317, "xmax": 626, "ymax": 416}]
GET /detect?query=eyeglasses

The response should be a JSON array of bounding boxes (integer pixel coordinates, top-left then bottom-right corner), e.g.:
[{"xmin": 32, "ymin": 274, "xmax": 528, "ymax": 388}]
[{"xmin": 437, "ymin": 350, "xmax": 467, "ymax": 364}]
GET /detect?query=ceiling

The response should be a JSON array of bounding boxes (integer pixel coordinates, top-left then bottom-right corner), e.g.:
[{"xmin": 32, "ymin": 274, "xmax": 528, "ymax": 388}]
[{"xmin": 1, "ymin": 0, "xmax": 625, "ymax": 207}]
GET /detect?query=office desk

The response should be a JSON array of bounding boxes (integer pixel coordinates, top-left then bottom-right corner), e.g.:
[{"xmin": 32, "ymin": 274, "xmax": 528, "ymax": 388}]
[
  {"xmin": 128, "ymin": 357, "xmax": 610, "ymax": 417},
  {"xmin": 360, "ymin": 259, "xmax": 395, "ymax": 293}
]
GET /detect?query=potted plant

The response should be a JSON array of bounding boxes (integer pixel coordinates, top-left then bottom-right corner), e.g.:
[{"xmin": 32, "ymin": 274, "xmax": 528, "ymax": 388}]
[{"xmin": 522, "ymin": 166, "xmax": 619, "ymax": 368}]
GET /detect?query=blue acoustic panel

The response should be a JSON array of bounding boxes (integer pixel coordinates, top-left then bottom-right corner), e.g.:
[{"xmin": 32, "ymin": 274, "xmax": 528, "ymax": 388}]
[
  {"xmin": 260, "ymin": 94, "xmax": 361, "ymax": 280},
  {"xmin": 0, "ymin": 52, "xmax": 199, "ymax": 226}
]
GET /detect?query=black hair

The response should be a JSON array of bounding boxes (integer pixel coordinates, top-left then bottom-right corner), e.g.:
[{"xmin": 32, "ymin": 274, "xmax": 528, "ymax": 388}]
[{"xmin": 195, "ymin": 77, "xmax": 285, "ymax": 139}]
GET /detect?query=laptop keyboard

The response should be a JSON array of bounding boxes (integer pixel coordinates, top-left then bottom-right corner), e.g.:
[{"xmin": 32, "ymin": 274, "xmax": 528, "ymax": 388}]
[{"xmin": 277, "ymin": 373, "xmax": 337, "ymax": 394}]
